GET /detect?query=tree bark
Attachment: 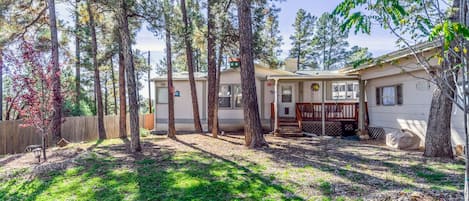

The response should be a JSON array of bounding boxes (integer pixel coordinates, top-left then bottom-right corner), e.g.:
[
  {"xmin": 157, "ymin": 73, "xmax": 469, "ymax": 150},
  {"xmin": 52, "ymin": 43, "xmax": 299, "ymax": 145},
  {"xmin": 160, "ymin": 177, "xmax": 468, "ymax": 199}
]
[
  {"xmin": 104, "ymin": 75, "xmax": 109, "ymax": 116},
  {"xmin": 0, "ymin": 48, "xmax": 3, "ymax": 121},
  {"xmin": 118, "ymin": 43, "xmax": 127, "ymax": 138},
  {"xmin": 75, "ymin": 0, "xmax": 81, "ymax": 109},
  {"xmin": 87, "ymin": 0, "xmax": 106, "ymax": 140},
  {"xmin": 212, "ymin": 40, "xmax": 224, "ymax": 138},
  {"xmin": 424, "ymin": 81, "xmax": 454, "ymax": 158},
  {"xmin": 110, "ymin": 56, "xmax": 118, "ymax": 115},
  {"xmin": 164, "ymin": 0, "xmax": 176, "ymax": 139},
  {"xmin": 207, "ymin": 0, "xmax": 216, "ymax": 132},
  {"xmin": 118, "ymin": 0, "xmax": 141, "ymax": 152},
  {"xmin": 147, "ymin": 51, "xmax": 152, "ymax": 113},
  {"xmin": 181, "ymin": 0, "xmax": 203, "ymax": 133},
  {"xmin": 423, "ymin": 0, "xmax": 461, "ymax": 159},
  {"xmin": 48, "ymin": 0, "xmax": 62, "ymax": 142},
  {"xmin": 237, "ymin": 0, "xmax": 268, "ymax": 148}
]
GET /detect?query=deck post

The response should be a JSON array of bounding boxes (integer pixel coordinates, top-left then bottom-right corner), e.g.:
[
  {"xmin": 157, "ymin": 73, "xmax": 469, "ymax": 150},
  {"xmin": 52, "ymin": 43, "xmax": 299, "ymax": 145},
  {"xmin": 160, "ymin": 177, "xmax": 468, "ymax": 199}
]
[
  {"xmin": 358, "ymin": 78, "xmax": 367, "ymax": 137},
  {"xmin": 321, "ymin": 80, "xmax": 325, "ymax": 136},
  {"xmin": 274, "ymin": 78, "xmax": 279, "ymax": 133}
]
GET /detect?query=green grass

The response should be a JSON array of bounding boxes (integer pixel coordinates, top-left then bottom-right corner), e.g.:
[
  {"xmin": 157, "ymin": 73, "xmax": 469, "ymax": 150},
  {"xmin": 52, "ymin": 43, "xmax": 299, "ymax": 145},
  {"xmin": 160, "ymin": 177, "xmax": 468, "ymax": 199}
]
[{"xmin": 0, "ymin": 149, "xmax": 303, "ymax": 201}]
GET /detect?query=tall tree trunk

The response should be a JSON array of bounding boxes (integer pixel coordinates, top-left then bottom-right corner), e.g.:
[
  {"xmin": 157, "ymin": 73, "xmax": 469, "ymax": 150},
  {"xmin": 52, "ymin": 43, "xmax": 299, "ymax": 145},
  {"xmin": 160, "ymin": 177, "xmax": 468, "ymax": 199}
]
[
  {"xmin": 181, "ymin": 0, "xmax": 202, "ymax": 132},
  {"xmin": 296, "ymin": 44, "xmax": 300, "ymax": 70},
  {"xmin": 423, "ymin": 0, "xmax": 460, "ymax": 159},
  {"xmin": 0, "ymin": 48, "xmax": 3, "ymax": 121},
  {"xmin": 212, "ymin": 40, "xmax": 225, "ymax": 137},
  {"xmin": 424, "ymin": 80, "xmax": 454, "ymax": 158},
  {"xmin": 118, "ymin": 44, "xmax": 127, "ymax": 138},
  {"xmin": 48, "ymin": 0, "xmax": 62, "ymax": 142},
  {"xmin": 118, "ymin": 0, "xmax": 141, "ymax": 152},
  {"xmin": 104, "ymin": 76, "xmax": 109, "ymax": 116},
  {"xmin": 164, "ymin": 0, "xmax": 176, "ymax": 139},
  {"xmin": 207, "ymin": 0, "xmax": 216, "ymax": 132},
  {"xmin": 87, "ymin": 0, "xmax": 106, "ymax": 140},
  {"xmin": 237, "ymin": 0, "xmax": 268, "ymax": 148},
  {"xmin": 147, "ymin": 51, "xmax": 152, "ymax": 113},
  {"xmin": 110, "ymin": 56, "xmax": 118, "ymax": 115},
  {"xmin": 75, "ymin": 0, "xmax": 81, "ymax": 108}
]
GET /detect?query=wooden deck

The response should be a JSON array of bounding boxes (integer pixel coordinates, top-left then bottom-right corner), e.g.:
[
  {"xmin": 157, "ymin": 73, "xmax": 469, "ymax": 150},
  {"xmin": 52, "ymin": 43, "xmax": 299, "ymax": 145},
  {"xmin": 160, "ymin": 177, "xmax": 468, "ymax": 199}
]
[{"xmin": 271, "ymin": 102, "xmax": 367, "ymax": 137}]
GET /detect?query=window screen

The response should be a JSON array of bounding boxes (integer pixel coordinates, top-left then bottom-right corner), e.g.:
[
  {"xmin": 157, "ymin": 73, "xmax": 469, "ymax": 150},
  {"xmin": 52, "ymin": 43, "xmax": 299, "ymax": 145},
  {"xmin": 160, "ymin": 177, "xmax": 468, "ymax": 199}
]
[{"xmin": 157, "ymin": 88, "xmax": 168, "ymax": 104}]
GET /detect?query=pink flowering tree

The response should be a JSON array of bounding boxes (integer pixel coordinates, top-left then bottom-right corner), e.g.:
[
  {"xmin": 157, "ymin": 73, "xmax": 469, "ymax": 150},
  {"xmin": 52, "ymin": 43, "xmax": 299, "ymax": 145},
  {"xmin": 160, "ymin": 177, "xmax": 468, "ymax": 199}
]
[{"xmin": 5, "ymin": 41, "xmax": 61, "ymax": 161}]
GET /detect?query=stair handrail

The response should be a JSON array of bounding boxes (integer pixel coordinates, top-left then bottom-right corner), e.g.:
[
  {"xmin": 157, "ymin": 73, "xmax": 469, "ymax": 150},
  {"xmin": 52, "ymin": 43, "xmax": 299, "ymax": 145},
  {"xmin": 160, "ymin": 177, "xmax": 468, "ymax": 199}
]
[{"xmin": 295, "ymin": 103, "xmax": 303, "ymax": 130}]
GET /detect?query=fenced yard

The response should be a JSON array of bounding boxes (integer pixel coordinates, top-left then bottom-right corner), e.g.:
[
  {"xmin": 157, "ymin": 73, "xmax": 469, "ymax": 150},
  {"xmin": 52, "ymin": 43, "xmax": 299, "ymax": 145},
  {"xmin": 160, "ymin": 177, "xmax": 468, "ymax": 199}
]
[
  {"xmin": 0, "ymin": 134, "xmax": 464, "ymax": 200},
  {"xmin": 0, "ymin": 114, "xmax": 154, "ymax": 155}
]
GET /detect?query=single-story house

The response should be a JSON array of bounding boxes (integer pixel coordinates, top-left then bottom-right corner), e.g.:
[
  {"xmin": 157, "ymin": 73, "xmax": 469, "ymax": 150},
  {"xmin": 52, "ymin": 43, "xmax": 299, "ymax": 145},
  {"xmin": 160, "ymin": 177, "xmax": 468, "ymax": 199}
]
[
  {"xmin": 151, "ymin": 43, "xmax": 466, "ymax": 149},
  {"xmin": 152, "ymin": 64, "xmax": 363, "ymax": 136}
]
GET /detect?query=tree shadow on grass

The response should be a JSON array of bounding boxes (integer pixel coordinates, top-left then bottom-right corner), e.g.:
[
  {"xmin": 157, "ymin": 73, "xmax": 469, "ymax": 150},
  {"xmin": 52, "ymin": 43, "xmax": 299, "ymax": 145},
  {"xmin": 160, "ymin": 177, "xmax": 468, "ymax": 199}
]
[
  {"xmin": 149, "ymin": 138, "xmax": 306, "ymax": 201},
  {"xmin": 259, "ymin": 138, "xmax": 464, "ymax": 198},
  {"xmin": 199, "ymin": 134, "xmax": 245, "ymax": 146}
]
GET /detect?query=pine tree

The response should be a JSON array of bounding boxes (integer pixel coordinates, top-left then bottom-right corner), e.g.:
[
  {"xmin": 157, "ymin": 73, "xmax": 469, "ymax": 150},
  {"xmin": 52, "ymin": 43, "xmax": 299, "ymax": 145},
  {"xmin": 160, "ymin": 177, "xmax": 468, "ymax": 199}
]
[
  {"xmin": 238, "ymin": 0, "xmax": 268, "ymax": 148},
  {"xmin": 86, "ymin": 0, "xmax": 106, "ymax": 139},
  {"xmin": 289, "ymin": 9, "xmax": 316, "ymax": 70},
  {"xmin": 118, "ymin": 0, "xmax": 141, "ymax": 152},
  {"xmin": 259, "ymin": 6, "xmax": 282, "ymax": 68},
  {"xmin": 311, "ymin": 12, "xmax": 350, "ymax": 70},
  {"xmin": 181, "ymin": 0, "xmax": 203, "ymax": 132},
  {"xmin": 48, "ymin": 0, "xmax": 63, "ymax": 142}
]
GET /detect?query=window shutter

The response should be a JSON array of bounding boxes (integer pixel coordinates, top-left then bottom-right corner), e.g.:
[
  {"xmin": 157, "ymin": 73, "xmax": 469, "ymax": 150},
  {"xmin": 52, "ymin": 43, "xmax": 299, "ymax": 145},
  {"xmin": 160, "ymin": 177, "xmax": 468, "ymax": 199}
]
[
  {"xmin": 396, "ymin": 84, "xmax": 403, "ymax": 105},
  {"xmin": 376, "ymin": 87, "xmax": 381, "ymax": 105}
]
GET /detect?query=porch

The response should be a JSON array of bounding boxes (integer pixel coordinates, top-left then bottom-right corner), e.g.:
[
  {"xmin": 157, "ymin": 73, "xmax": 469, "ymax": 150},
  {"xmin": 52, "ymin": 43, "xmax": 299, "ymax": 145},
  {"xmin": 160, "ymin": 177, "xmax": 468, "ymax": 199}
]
[
  {"xmin": 270, "ymin": 102, "xmax": 367, "ymax": 137},
  {"xmin": 266, "ymin": 72, "xmax": 368, "ymax": 137}
]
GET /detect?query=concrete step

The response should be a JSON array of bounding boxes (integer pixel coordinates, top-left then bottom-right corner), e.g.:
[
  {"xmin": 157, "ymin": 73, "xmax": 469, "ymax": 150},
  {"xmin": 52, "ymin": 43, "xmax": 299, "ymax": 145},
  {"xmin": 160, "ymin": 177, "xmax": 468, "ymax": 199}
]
[
  {"xmin": 274, "ymin": 132, "xmax": 305, "ymax": 137},
  {"xmin": 278, "ymin": 122, "xmax": 299, "ymax": 126}
]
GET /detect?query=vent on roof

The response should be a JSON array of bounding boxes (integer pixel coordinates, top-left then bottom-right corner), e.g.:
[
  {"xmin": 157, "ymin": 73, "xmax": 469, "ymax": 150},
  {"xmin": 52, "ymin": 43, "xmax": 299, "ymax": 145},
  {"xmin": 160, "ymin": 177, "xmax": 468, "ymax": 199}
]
[{"xmin": 229, "ymin": 58, "xmax": 240, "ymax": 68}]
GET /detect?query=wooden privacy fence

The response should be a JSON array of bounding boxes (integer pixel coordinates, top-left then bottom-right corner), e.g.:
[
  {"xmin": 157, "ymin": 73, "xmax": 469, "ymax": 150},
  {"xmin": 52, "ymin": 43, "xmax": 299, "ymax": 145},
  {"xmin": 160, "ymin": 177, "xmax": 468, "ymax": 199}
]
[{"xmin": 0, "ymin": 114, "xmax": 154, "ymax": 155}]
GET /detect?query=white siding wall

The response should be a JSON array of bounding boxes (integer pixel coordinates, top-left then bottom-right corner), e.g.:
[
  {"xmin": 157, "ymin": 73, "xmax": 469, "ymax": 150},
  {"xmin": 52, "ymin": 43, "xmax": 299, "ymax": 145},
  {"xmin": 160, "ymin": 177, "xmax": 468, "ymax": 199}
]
[
  {"xmin": 363, "ymin": 69, "xmax": 466, "ymax": 147},
  {"xmin": 155, "ymin": 80, "xmax": 205, "ymax": 120}
]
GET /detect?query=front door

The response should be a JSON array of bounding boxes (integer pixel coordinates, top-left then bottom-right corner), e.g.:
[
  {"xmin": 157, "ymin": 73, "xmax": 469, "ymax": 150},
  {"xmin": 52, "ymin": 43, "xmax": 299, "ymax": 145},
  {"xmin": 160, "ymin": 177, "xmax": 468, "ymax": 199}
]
[{"xmin": 279, "ymin": 83, "xmax": 295, "ymax": 118}]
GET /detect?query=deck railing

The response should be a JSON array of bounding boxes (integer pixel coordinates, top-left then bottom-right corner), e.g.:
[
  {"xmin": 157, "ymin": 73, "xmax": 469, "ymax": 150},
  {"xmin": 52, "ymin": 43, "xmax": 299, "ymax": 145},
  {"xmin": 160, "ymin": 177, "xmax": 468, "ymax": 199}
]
[{"xmin": 295, "ymin": 102, "xmax": 359, "ymax": 122}]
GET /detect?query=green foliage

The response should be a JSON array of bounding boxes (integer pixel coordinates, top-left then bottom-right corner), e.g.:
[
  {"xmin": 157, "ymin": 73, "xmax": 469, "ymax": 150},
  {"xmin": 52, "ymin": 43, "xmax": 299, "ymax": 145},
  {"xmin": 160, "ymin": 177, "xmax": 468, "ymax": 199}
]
[
  {"xmin": 256, "ymin": 4, "xmax": 283, "ymax": 69},
  {"xmin": 311, "ymin": 12, "xmax": 351, "ymax": 70},
  {"xmin": 289, "ymin": 9, "xmax": 316, "ymax": 69}
]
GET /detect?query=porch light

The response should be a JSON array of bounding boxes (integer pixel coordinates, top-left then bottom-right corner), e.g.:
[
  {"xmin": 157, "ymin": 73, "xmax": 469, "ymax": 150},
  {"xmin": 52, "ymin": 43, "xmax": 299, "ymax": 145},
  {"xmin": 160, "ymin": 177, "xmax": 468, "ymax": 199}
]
[{"xmin": 32, "ymin": 148, "xmax": 42, "ymax": 163}]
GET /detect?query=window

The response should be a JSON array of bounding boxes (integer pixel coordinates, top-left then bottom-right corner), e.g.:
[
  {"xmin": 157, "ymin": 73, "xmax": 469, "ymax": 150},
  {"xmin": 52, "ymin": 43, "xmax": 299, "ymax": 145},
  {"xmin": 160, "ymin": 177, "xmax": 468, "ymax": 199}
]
[
  {"xmin": 219, "ymin": 84, "xmax": 242, "ymax": 109},
  {"xmin": 157, "ymin": 87, "xmax": 168, "ymax": 104},
  {"xmin": 331, "ymin": 81, "xmax": 358, "ymax": 100},
  {"xmin": 281, "ymin": 86, "xmax": 292, "ymax": 103},
  {"xmin": 219, "ymin": 85, "xmax": 232, "ymax": 108},
  {"xmin": 376, "ymin": 84, "xmax": 403, "ymax": 106}
]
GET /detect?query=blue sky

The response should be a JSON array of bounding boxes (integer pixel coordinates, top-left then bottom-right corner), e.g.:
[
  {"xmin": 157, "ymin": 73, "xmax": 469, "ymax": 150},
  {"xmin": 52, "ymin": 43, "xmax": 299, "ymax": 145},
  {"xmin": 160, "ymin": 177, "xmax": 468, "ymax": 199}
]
[
  {"xmin": 132, "ymin": 0, "xmax": 399, "ymax": 57},
  {"xmin": 57, "ymin": 1, "xmax": 400, "ymax": 99}
]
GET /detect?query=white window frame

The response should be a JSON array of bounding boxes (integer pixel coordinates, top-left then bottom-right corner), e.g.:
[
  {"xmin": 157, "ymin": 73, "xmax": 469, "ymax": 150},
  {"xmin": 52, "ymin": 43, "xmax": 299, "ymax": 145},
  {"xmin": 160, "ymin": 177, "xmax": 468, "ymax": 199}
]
[
  {"xmin": 219, "ymin": 84, "xmax": 242, "ymax": 109},
  {"xmin": 156, "ymin": 87, "xmax": 168, "ymax": 104},
  {"xmin": 331, "ymin": 81, "xmax": 359, "ymax": 101}
]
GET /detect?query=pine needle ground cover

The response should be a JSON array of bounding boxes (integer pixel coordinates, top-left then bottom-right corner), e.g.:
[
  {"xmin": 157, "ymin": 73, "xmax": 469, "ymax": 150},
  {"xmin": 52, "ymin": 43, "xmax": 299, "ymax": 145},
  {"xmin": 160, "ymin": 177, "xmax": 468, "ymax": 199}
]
[{"xmin": 0, "ymin": 135, "xmax": 464, "ymax": 201}]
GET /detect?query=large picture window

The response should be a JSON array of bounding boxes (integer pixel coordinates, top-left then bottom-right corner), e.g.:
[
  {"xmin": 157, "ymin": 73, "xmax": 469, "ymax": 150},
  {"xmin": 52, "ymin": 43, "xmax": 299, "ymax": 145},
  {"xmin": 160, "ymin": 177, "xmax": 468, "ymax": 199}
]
[
  {"xmin": 376, "ymin": 84, "xmax": 403, "ymax": 106},
  {"xmin": 331, "ymin": 81, "xmax": 358, "ymax": 100},
  {"xmin": 219, "ymin": 84, "xmax": 242, "ymax": 109}
]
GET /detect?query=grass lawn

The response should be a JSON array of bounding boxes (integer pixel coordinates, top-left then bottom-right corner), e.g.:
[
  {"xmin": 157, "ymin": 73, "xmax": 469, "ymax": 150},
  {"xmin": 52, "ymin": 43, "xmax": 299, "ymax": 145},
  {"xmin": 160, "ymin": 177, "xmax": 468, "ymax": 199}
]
[{"xmin": 0, "ymin": 134, "xmax": 464, "ymax": 201}]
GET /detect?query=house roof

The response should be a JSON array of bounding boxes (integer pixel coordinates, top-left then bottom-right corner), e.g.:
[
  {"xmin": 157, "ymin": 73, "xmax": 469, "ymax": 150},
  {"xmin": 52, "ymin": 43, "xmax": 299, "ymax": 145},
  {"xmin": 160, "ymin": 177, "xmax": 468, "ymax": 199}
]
[
  {"xmin": 151, "ymin": 63, "xmax": 295, "ymax": 82},
  {"xmin": 341, "ymin": 41, "xmax": 441, "ymax": 74},
  {"xmin": 267, "ymin": 70, "xmax": 358, "ymax": 80}
]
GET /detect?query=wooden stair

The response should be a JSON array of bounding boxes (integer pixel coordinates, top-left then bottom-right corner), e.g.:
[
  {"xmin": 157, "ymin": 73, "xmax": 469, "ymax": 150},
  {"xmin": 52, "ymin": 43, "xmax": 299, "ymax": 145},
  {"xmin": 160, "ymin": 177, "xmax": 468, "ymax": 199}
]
[{"xmin": 275, "ymin": 118, "xmax": 304, "ymax": 137}]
